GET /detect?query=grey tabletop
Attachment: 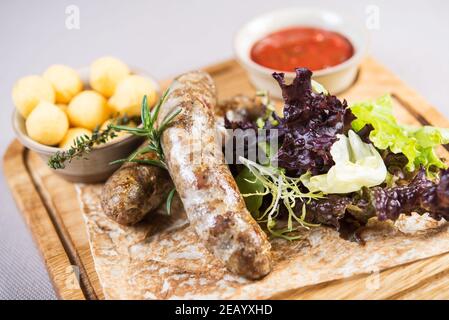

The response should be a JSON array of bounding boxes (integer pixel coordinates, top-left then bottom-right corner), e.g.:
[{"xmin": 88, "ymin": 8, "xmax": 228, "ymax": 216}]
[{"xmin": 0, "ymin": 0, "xmax": 448, "ymax": 300}]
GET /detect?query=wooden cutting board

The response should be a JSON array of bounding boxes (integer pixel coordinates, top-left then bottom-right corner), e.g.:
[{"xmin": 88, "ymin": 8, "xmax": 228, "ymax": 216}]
[{"xmin": 4, "ymin": 57, "xmax": 449, "ymax": 300}]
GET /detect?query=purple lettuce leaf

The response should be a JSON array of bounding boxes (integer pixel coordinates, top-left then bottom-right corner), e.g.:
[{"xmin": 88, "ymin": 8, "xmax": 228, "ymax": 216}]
[
  {"xmin": 272, "ymin": 68, "xmax": 352, "ymax": 176},
  {"xmin": 303, "ymin": 168, "xmax": 449, "ymax": 242}
]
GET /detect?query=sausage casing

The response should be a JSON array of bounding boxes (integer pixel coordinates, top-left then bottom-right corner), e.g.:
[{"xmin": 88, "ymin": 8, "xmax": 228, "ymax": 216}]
[
  {"xmin": 157, "ymin": 71, "xmax": 272, "ymax": 279},
  {"xmin": 101, "ymin": 150, "xmax": 172, "ymax": 225}
]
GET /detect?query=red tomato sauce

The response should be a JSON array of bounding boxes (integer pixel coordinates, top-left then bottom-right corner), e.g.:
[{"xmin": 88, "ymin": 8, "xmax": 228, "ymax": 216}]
[{"xmin": 250, "ymin": 26, "xmax": 354, "ymax": 72}]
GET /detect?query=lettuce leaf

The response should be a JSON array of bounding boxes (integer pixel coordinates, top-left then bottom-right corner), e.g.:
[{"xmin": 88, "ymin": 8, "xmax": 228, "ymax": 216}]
[
  {"xmin": 235, "ymin": 167, "xmax": 264, "ymax": 216},
  {"xmin": 301, "ymin": 130, "xmax": 387, "ymax": 194},
  {"xmin": 350, "ymin": 95, "xmax": 449, "ymax": 172},
  {"xmin": 272, "ymin": 68, "xmax": 350, "ymax": 176}
]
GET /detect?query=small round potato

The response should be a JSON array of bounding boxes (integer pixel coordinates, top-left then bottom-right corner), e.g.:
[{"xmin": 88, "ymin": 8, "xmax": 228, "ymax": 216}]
[
  {"xmin": 12, "ymin": 75, "xmax": 55, "ymax": 118},
  {"xmin": 26, "ymin": 102, "xmax": 69, "ymax": 145},
  {"xmin": 100, "ymin": 118, "xmax": 137, "ymax": 142},
  {"xmin": 59, "ymin": 127, "xmax": 92, "ymax": 149},
  {"xmin": 68, "ymin": 90, "xmax": 110, "ymax": 130},
  {"xmin": 108, "ymin": 75, "xmax": 157, "ymax": 117},
  {"xmin": 56, "ymin": 103, "xmax": 68, "ymax": 114},
  {"xmin": 43, "ymin": 64, "xmax": 83, "ymax": 104},
  {"xmin": 90, "ymin": 57, "xmax": 130, "ymax": 98}
]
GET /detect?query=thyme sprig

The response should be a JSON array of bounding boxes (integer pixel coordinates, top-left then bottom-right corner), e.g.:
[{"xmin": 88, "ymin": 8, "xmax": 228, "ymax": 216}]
[{"xmin": 48, "ymin": 114, "xmax": 139, "ymax": 169}]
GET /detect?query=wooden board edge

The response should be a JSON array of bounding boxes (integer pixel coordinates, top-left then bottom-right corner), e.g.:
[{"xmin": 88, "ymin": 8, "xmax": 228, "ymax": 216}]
[
  {"xmin": 2, "ymin": 140, "xmax": 86, "ymax": 300},
  {"xmin": 25, "ymin": 155, "xmax": 102, "ymax": 300},
  {"xmin": 272, "ymin": 250, "xmax": 449, "ymax": 300},
  {"xmin": 159, "ymin": 58, "xmax": 239, "ymax": 89},
  {"xmin": 365, "ymin": 57, "xmax": 449, "ymax": 127}
]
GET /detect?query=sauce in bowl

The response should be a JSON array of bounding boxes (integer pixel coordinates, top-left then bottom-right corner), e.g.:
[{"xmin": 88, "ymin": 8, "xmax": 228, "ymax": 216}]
[{"xmin": 250, "ymin": 26, "xmax": 354, "ymax": 72}]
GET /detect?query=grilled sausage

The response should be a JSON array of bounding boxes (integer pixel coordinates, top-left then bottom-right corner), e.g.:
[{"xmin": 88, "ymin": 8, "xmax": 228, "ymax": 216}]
[
  {"xmin": 216, "ymin": 94, "xmax": 263, "ymax": 119},
  {"xmin": 101, "ymin": 150, "xmax": 172, "ymax": 225},
  {"xmin": 157, "ymin": 71, "xmax": 272, "ymax": 279},
  {"xmin": 101, "ymin": 95, "xmax": 263, "ymax": 226}
]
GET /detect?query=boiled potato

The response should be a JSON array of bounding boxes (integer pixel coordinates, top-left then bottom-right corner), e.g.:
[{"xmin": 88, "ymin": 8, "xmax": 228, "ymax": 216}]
[
  {"xmin": 43, "ymin": 64, "xmax": 83, "ymax": 104},
  {"xmin": 12, "ymin": 75, "xmax": 55, "ymax": 118},
  {"xmin": 108, "ymin": 75, "xmax": 157, "ymax": 116},
  {"xmin": 90, "ymin": 56, "xmax": 130, "ymax": 98},
  {"xmin": 67, "ymin": 90, "xmax": 110, "ymax": 130},
  {"xmin": 26, "ymin": 102, "xmax": 69, "ymax": 145},
  {"xmin": 59, "ymin": 128, "xmax": 92, "ymax": 149},
  {"xmin": 56, "ymin": 103, "xmax": 68, "ymax": 114},
  {"xmin": 100, "ymin": 118, "xmax": 137, "ymax": 142}
]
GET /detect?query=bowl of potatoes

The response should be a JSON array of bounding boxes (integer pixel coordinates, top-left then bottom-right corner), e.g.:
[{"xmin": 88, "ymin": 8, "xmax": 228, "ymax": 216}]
[{"xmin": 12, "ymin": 56, "xmax": 160, "ymax": 183}]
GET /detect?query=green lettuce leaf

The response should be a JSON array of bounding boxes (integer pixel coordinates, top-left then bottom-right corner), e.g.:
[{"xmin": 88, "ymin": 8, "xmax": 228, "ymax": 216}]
[
  {"xmin": 350, "ymin": 95, "xmax": 449, "ymax": 172},
  {"xmin": 235, "ymin": 167, "xmax": 264, "ymax": 216},
  {"xmin": 301, "ymin": 130, "xmax": 387, "ymax": 194}
]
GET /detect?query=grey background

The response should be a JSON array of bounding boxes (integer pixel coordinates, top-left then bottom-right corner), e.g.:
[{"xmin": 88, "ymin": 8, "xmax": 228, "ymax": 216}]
[{"xmin": 0, "ymin": 0, "xmax": 448, "ymax": 299}]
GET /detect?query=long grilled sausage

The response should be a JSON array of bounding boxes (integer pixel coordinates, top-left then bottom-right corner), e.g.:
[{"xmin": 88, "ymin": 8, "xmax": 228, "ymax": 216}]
[
  {"xmin": 157, "ymin": 71, "xmax": 272, "ymax": 279},
  {"xmin": 101, "ymin": 95, "xmax": 262, "ymax": 226}
]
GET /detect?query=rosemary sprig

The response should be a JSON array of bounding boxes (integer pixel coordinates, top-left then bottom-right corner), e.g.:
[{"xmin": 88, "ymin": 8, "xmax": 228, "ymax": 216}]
[
  {"xmin": 109, "ymin": 90, "xmax": 182, "ymax": 215},
  {"xmin": 165, "ymin": 188, "xmax": 177, "ymax": 215},
  {"xmin": 49, "ymin": 90, "xmax": 182, "ymax": 214},
  {"xmin": 109, "ymin": 89, "xmax": 182, "ymax": 169},
  {"xmin": 48, "ymin": 115, "xmax": 139, "ymax": 169}
]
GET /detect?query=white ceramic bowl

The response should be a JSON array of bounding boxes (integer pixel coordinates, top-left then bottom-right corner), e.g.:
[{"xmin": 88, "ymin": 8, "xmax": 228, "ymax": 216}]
[
  {"xmin": 12, "ymin": 67, "xmax": 160, "ymax": 183},
  {"xmin": 234, "ymin": 8, "xmax": 368, "ymax": 98}
]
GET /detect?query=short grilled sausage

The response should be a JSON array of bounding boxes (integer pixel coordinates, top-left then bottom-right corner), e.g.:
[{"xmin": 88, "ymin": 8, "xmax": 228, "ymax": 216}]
[{"xmin": 100, "ymin": 150, "xmax": 172, "ymax": 225}]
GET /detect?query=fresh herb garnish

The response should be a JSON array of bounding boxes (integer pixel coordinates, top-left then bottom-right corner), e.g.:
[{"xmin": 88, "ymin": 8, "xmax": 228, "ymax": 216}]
[
  {"xmin": 165, "ymin": 188, "xmax": 177, "ymax": 215},
  {"xmin": 109, "ymin": 90, "xmax": 182, "ymax": 214},
  {"xmin": 48, "ymin": 114, "xmax": 139, "ymax": 169},
  {"xmin": 109, "ymin": 90, "xmax": 182, "ymax": 169}
]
